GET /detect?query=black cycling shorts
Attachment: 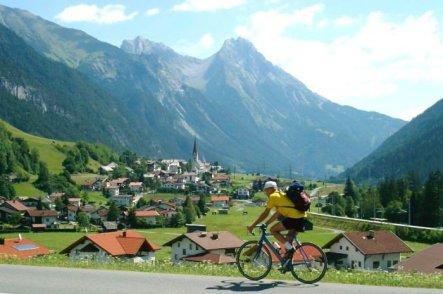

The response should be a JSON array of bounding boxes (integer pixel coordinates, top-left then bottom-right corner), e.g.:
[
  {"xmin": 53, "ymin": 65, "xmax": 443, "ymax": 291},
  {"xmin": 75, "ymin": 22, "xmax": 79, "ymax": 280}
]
[{"xmin": 282, "ymin": 217, "xmax": 306, "ymax": 232}]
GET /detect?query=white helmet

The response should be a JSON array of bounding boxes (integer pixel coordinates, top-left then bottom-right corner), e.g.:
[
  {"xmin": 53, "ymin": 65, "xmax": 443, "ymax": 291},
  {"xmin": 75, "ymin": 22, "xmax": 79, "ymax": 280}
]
[{"xmin": 263, "ymin": 181, "xmax": 277, "ymax": 191}]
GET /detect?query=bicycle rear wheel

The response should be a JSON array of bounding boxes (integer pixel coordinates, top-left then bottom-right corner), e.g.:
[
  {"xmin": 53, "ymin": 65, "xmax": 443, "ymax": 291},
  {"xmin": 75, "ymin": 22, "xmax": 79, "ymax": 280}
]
[
  {"xmin": 290, "ymin": 242, "xmax": 327, "ymax": 284},
  {"xmin": 236, "ymin": 240, "xmax": 272, "ymax": 281}
]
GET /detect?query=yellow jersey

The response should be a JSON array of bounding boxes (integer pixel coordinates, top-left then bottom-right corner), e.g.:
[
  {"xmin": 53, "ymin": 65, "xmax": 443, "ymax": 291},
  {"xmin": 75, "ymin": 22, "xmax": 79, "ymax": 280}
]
[{"xmin": 266, "ymin": 191, "xmax": 307, "ymax": 219}]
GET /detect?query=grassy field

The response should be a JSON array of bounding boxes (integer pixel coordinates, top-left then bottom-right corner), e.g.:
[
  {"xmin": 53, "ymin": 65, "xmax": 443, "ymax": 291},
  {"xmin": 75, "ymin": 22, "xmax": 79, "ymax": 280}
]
[{"xmin": 1, "ymin": 205, "xmax": 441, "ymax": 288}]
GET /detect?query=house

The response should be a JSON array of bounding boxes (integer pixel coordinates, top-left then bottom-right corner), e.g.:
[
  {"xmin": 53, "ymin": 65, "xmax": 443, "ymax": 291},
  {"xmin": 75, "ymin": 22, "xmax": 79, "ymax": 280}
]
[
  {"xmin": 236, "ymin": 187, "xmax": 250, "ymax": 199},
  {"xmin": 81, "ymin": 177, "xmax": 107, "ymax": 191},
  {"xmin": 104, "ymin": 185, "xmax": 120, "ymax": 197},
  {"xmin": 90, "ymin": 206, "xmax": 108, "ymax": 224},
  {"xmin": 211, "ymin": 195, "xmax": 230, "ymax": 207},
  {"xmin": 0, "ymin": 206, "xmax": 18, "ymax": 222},
  {"xmin": 163, "ymin": 230, "xmax": 244, "ymax": 264},
  {"xmin": 129, "ymin": 182, "xmax": 144, "ymax": 193},
  {"xmin": 135, "ymin": 210, "xmax": 159, "ymax": 225},
  {"xmin": 393, "ymin": 243, "xmax": 443, "ymax": 274},
  {"xmin": 0, "ymin": 200, "xmax": 29, "ymax": 213},
  {"xmin": 322, "ymin": 230, "xmax": 413, "ymax": 271},
  {"xmin": 68, "ymin": 198, "xmax": 82, "ymax": 207},
  {"xmin": 24, "ymin": 210, "xmax": 58, "ymax": 229},
  {"xmin": 0, "ymin": 237, "xmax": 52, "ymax": 259},
  {"xmin": 18, "ymin": 197, "xmax": 40, "ymax": 208},
  {"xmin": 109, "ymin": 194, "xmax": 134, "ymax": 207},
  {"xmin": 100, "ymin": 162, "xmax": 118, "ymax": 173},
  {"xmin": 60, "ymin": 230, "xmax": 160, "ymax": 263}
]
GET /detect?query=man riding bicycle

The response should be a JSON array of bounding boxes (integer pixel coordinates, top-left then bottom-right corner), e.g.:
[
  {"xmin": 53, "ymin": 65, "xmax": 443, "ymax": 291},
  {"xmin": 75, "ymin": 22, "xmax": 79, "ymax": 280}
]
[{"xmin": 247, "ymin": 180, "xmax": 307, "ymax": 256}]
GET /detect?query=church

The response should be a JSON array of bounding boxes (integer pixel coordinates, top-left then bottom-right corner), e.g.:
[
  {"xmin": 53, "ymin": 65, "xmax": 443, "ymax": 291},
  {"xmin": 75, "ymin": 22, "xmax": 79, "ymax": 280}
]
[{"xmin": 191, "ymin": 138, "xmax": 211, "ymax": 174}]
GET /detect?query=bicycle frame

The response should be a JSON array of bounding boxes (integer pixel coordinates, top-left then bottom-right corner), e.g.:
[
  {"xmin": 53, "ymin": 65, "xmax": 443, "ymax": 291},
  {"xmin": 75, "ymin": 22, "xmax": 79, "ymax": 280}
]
[{"xmin": 252, "ymin": 224, "xmax": 305, "ymax": 268}]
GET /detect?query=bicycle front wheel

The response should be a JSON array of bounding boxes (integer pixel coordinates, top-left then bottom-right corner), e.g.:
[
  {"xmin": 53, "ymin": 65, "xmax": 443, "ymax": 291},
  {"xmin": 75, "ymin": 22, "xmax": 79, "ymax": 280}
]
[
  {"xmin": 290, "ymin": 242, "xmax": 327, "ymax": 284},
  {"xmin": 235, "ymin": 240, "xmax": 272, "ymax": 281}
]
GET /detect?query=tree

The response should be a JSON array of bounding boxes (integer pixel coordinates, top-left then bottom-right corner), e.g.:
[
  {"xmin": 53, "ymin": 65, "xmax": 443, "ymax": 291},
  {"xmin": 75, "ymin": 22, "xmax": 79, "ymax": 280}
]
[
  {"xmin": 344, "ymin": 177, "xmax": 359, "ymax": 202},
  {"xmin": 107, "ymin": 201, "xmax": 119, "ymax": 221},
  {"xmin": 77, "ymin": 212, "xmax": 90, "ymax": 228},
  {"xmin": 54, "ymin": 196, "xmax": 64, "ymax": 212},
  {"xmin": 8, "ymin": 212, "xmax": 22, "ymax": 226},
  {"xmin": 35, "ymin": 161, "xmax": 49, "ymax": 190},
  {"xmin": 183, "ymin": 196, "xmax": 196, "ymax": 224},
  {"xmin": 0, "ymin": 176, "xmax": 16, "ymax": 200},
  {"xmin": 344, "ymin": 196, "xmax": 357, "ymax": 218},
  {"xmin": 421, "ymin": 171, "xmax": 443, "ymax": 227},
  {"xmin": 197, "ymin": 196, "xmax": 207, "ymax": 215},
  {"xmin": 127, "ymin": 207, "xmax": 137, "ymax": 228}
]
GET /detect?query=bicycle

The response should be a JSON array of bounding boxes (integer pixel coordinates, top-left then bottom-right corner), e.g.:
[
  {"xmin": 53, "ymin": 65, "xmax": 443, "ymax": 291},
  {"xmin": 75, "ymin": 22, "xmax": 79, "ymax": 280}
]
[{"xmin": 235, "ymin": 223, "xmax": 327, "ymax": 284}]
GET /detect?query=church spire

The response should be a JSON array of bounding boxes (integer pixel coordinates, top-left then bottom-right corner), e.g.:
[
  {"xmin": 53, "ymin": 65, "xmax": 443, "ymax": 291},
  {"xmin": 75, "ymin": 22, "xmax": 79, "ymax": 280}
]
[{"xmin": 192, "ymin": 137, "xmax": 198, "ymax": 163}]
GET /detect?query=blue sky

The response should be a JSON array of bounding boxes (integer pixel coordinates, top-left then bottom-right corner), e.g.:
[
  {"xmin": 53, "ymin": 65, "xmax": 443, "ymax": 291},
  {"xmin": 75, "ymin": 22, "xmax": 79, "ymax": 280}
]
[{"xmin": 1, "ymin": 0, "xmax": 443, "ymax": 121}]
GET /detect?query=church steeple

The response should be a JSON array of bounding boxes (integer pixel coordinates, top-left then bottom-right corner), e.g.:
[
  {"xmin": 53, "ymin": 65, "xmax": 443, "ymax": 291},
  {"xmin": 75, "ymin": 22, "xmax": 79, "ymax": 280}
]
[{"xmin": 192, "ymin": 137, "xmax": 199, "ymax": 162}]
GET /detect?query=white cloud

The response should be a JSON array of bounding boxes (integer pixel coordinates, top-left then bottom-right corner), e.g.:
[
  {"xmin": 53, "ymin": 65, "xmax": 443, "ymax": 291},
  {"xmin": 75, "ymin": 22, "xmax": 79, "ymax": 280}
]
[
  {"xmin": 146, "ymin": 8, "xmax": 160, "ymax": 16},
  {"xmin": 55, "ymin": 4, "xmax": 138, "ymax": 24},
  {"xmin": 334, "ymin": 16, "xmax": 358, "ymax": 27},
  {"xmin": 198, "ymin": 33, "xmax": 214, "ymax": 48},
  {"xmin": 173, "ymin": 0, "xmax": 246, "ymax": 12},
  {"xmin": 236, "ymin": 7, "xmax": 443, "ymax": 119}
]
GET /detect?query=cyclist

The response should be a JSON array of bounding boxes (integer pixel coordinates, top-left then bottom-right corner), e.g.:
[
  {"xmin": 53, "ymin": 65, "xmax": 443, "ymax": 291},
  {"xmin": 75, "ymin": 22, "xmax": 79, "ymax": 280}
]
[{"xmin": 247, "ymin": 180, "xmax": 307, "ymax": 256}]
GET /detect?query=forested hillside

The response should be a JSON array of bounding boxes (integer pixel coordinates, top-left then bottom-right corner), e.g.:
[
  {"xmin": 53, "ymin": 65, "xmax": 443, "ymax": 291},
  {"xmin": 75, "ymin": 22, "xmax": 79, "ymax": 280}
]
[{"xmin": 343, "ymin": 98, "xmax": 443, "ymax": 183}]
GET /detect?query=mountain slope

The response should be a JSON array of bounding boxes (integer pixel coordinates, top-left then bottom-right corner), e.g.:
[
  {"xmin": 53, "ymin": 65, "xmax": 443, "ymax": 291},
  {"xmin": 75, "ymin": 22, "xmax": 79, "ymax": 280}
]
[
  {"xmin": 0, "ymin": 23, "xmax": 156, "ymax": 154},
  {"xmin": 343, "ymin": 98, "xmax": 443, "ymax": 182},
  {"xmin": 0, "ymin": 5, "xmax": 406, "ymax": 177}
]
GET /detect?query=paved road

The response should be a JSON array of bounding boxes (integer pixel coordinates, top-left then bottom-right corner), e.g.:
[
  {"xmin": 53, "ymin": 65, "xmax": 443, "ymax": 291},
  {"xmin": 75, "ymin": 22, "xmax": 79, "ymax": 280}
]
[{"xmin": 0, "ymin": 264, "xmax": 440, "ymax": 294}]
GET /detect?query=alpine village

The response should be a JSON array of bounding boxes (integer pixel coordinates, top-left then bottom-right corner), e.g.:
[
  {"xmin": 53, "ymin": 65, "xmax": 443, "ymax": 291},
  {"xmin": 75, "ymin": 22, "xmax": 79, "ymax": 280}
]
[{"xmin": 0, "ymin": 3, "xmax": 442, "ymax": 290}]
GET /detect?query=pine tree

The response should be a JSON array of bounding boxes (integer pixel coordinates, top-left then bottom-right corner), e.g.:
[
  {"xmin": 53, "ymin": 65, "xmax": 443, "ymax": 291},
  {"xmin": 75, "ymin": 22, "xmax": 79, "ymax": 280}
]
[
  {"xmin": 183, "ymin": 196, "xmax": 196, "ymax": 224},
  {"xmin": 421, "ymin": 171, "xmax": 443, "ymax": 227},
  {"xmin": 107, "ymin": 201, "xmax": 120, "ymax": 221}
]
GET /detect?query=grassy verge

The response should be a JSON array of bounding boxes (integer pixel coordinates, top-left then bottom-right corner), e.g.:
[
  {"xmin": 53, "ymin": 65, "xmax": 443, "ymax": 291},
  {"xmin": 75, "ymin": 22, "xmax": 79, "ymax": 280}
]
[{"xmin": 1, "ymin": 205, "xmax": 441, "ymax": 288}]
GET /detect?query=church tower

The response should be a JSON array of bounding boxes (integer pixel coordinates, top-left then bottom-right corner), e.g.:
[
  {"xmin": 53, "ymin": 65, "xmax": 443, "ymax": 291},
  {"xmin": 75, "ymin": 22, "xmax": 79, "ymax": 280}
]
[{"xmin": 192, "ymin": 137, "xmax": 199, "ymax": 163}]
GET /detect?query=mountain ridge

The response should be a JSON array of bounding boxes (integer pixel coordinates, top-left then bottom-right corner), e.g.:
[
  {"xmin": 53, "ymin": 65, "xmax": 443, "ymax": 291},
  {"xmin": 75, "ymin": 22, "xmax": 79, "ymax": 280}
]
[{"xmin": 0, "ymin": 4, "xmax": 405, "ymax": 177}]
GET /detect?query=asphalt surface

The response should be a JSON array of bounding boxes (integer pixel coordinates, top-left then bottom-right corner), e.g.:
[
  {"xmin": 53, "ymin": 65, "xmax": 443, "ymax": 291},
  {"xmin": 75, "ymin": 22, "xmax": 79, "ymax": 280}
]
[{"xmin": 0, "ymin": 264, "xmax": 441, "ymax": 294}]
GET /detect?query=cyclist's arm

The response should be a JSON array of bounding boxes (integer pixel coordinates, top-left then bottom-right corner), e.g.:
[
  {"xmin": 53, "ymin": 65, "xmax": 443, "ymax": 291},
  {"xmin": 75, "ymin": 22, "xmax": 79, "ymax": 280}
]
[
  {"xmin": 248, "ymin": 208, "xmax": 271, "ymax": 232},
  {"xmin": 265, "ymin": 211, "xmax": 281, "ymax": 226}
]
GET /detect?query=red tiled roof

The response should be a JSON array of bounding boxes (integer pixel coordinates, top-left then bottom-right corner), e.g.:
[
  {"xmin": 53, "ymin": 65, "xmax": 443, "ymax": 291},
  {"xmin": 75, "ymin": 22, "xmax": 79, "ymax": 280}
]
[
  {"xmin": 60, "ymin": 230, "xmax": 160, "ymax": 256},
  {"xmin": 135, "ymin": 211, "xmax": 160, "ymax": 217},
  {"xmin": 394, "ymin": 243, "xmax": 443, "ymax": 274},
  {"xmin": 323, "ymin": 230, "xmax": 413, "ymax": 255},
  {"xmin": 26, "ymin": 210, "xmax": 58, "ymax": 217},
  {"xmin": 0, "ymin": 238, "xmax": 52, "ymax": 259},
  {"xmin": 4, "ymin": 201, "xmax": 29, "ymax": 212},
  {"xmin": 211, "ymin": 196, "xmax": 229, "ymax": 202},
  {"xmin": 163, "ymin": 231, "xmax": 243, "ymax": 250}
]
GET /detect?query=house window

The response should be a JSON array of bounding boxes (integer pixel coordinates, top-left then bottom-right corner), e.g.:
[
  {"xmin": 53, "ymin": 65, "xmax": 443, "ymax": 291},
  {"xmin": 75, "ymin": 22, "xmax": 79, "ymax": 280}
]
[
  {"xmin": 189, "ymin": 244, "xmax": 193, "ymax": 250},
  {"xmin": 346, "ymin": 246, "xmax": 349, "ymax": 251},
  {"xmin": 387, "ymin": 260, "xmax": 392, "ymax": 267},
  {"xmin": 174, "ymin": 254, "xmax": 178, "ymax": 260},
  {"xmin": 182, "ymin": 249, "xmax": 186, "ymax": 255},
  {"xmin": 358, "ymin": 261, "xmax": 362, "ymax": 267},
  {"xmin": 339, "ymin": 245, "xmax": 342, "ymax": 250},
  {"xmin": 177, "ymin": 242, "xmax": 181, "ymax": 248},
  {"xmin": 373, "ymin": 261, "xmax": 380, "ymax": 269},
  {"xmin": 355, "ymin": 248, "xmax": 358, "ymax": 252}
]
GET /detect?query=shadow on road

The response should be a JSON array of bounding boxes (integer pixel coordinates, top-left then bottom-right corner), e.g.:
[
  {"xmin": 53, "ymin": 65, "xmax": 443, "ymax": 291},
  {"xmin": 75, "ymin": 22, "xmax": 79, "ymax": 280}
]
[{"xmin": 206, "ymin": 279, "xmax": 318, "ymax": 292}]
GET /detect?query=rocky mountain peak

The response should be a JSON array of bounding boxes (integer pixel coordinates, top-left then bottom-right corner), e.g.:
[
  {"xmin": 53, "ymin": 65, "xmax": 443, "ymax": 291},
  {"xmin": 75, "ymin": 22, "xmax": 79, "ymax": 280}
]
[{"xmin": 120, "ymin": 36, "xmax": 175, "ymax": 56}]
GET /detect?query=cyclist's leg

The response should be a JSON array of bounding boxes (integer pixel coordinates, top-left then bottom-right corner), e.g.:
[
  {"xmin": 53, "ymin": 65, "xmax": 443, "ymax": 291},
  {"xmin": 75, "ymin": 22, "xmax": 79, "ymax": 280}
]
[{"xmin": 269, "ymin": 222, "xmax": 288, "ymax": 245}]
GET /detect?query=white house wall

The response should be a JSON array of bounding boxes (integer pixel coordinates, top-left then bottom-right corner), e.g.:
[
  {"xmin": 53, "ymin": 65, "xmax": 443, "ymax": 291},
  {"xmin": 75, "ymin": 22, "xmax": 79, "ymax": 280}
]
[{"xmin": 170, "ymin": 238, "xmax": 204, "ymax": 263}]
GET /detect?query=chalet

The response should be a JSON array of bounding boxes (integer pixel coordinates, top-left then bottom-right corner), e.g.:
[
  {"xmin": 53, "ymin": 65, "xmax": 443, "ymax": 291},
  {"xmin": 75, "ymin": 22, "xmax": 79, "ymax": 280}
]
[
  {"xmin": 104, "ymin": 185, "xmax": 119, "ymax": 197},
  {"xmin": 183, "ymin": 172, "xmax": 198, "ymax": 183},
  {"xmin": 68, "ymin": 198, "xmax": 82, "ymax": 207},
  {"xmin": 109, "ymin": 194, "xmax": 134, "ymax": 207},
  {"xmin": 100, "ymin": 162, "xmax": 118, "ymax": 173},
  {"xmin": 0, "ymin": 200, "xmax": 29, "ymax": 213},
  {"xmin": 135, "ymin": 210, "xmax": 159, "ymax": 225},
  {"xmin": 81, "ymin": 177, "xmax": 107, "ymax": 191},
  {"xmin": 163, "ymin": 230, "xmax": 243, "ymax": 264},
  {"xmin": 236, "ymin": 187, "xmax": 250, "ymax": 199},
  {"xmin": 129, "ymin": 182, "xmax": 144, "ymax": 193},
  {"xmin": 0, "ymin": 206, "xmax": 17, "ymax": 222},
  {"xmin": 211, "ymin": 195, "xmax": 230, "ymax": 207},
  {"xmin": 90, "ymin": 206, "xmax": 108, "ymax": 224},
  {"xmin": 60, "ymin": 230, "xmax": 160, "ymax": 263},
  {"xmin": 0, "ymin": 237, "xmax": 52, "ymax": 259},
  {"xmin": 213, "ymin": 174, "xmax": 231, "ymax": 187},
  {"xmin": 18, "ymin": 197, "xmax": 40, "ymax": 208},
  {"xmin": 393, "ymin": 243, "xmax": 443, "ymax": 274},
  {"xmin": 24, "ymin": 210, "xmax": 58, "ymax": 229},
  {"xmin": 322, "ymin": 230, "xmax": 413, "ymax": 271},
  {"xmin": 146, "ymin": 161, "xmax": 160, "ymax": 172}
]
